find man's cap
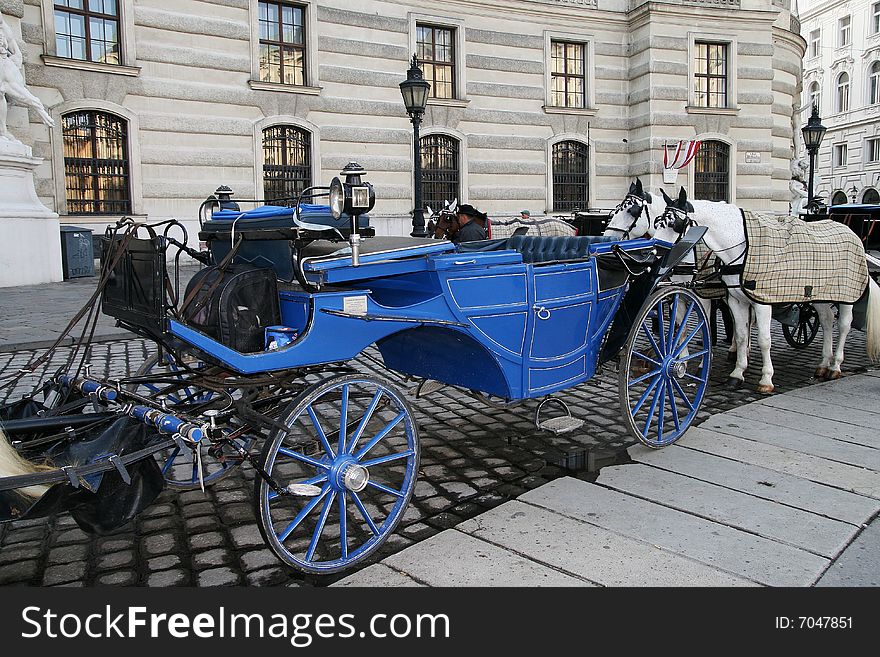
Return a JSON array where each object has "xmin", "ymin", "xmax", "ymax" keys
[
  {"xmin": 520, "ymin": 209, "xmax": 530, "ymax": 216},
  {"xmin": 457, "ymin": 204, "xmax": 488, "ymax": 221}
]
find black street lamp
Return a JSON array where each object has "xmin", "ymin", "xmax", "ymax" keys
[
  {"xmin": 801, "ymin": 104, "xmax": 827, "ymax": 207},
  {"xmin": 849, "ymin": 184, "xmax": 859, "ymax": 203},
  {"xmin": 400, "ymin": 54, "xmax": 431, "ymax": 237}
]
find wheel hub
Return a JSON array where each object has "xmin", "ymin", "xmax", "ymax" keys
[
  {"xmin": 664, "ymin": 357, "xmax": 687, "ymax": 379},
  {"xmin": 332, "ymin": 459, "xmax": 369, "ymax": 493}
]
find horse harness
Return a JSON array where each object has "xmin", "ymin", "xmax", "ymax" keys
[{"xmin": 655, "ymin": 203, "xmax": 746, "ymax": 290}]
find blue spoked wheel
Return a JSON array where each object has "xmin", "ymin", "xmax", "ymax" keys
[
  {"xmin": 130, "ymin": 351, "xmax": 253, "ymax": 489},
  {"xmin": 254, "ymin": 373, "xmax": 419, "ymax": 574},
  {"xmin": 619, "ymin": 286, "xmax": 712, "ymax": 448}
]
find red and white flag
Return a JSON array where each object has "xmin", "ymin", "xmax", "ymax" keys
[{"xmin": 663, "ymin": 140, "xmax": 701, "ymax": 183}]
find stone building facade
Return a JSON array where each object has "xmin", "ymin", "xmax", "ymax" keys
[
  {"xmin": 799, "ymin": 0, "xmax": 880, "ymax": 205},
  {"xmin": 3, "ymin": 0, "xmax": 804, "ymax": 241}
]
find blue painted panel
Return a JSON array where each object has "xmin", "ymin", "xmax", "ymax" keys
[
  {"xmin": 448, "ymin": 273, "xmax": 527, "ymax": 309},
  {"xmin": 534, "ymin": 267, "xmax": 592, "ymax": 301},
  {"xmin": 529, "ymin": 301, "xmax": 591, "ymax": 360},
  {"xmin": 279, "ymin": 293, "xmax": 310, "ymax": 332},
  {"xmin": 470, "ymin": 312, "xmax": 528, "ymax": 356},
  {"xmin": 528, "ymin": 355, "xmax": 587, "ymax": 394},
  {"xmin": 377, "ymin": 326, "xmax": 516, "ymax": 398}
]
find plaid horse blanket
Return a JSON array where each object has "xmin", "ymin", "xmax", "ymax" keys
[
  {"xmin": 490, "ymin": 217, "xmax": 576, "ymax": 239},
  {"xmin": 741, "ymin": 210, "xmax": 868, "ymax": 304}
]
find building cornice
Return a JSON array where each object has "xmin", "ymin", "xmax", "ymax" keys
[
  {"xmin": 628, "ymin": 1, "xmax": 781, "ymax": 30},
  {"xmin": 800, "ymin": 0, "xmax": 855, "ymax": 22}
]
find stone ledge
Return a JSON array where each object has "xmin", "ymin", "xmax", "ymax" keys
[
  {"xmin": 41, "ymin": 56, "xmax": 140, "ymax": 77},
  {"xmin": 247, "ymin": 80, "xmax": 322, "ymax": 95}
]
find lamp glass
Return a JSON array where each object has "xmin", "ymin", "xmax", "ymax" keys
[{"xmin": 802, "ymin": 107, "xmax": 827, "ymax": 151}]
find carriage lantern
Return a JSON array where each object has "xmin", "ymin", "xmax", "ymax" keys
[
  {"xmin": 329, "ymin": 162, "xmax": 375, "ymax": 266},
  {"xmin": 399, "ymin": 54, "xmax": 431, "ymax": 238},
  {"xmin": 801, "ymin": 105, "xmax": 827, "ymax": 207}
]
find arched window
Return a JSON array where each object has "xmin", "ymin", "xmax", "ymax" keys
[
  {"xmin": 831, "ymin": 190, "xmax": 849, "ymax": 205},
  {"xmin": 862, "ymin": 188, "xmax": 880, "ymax": 204},
  {"xmin": 808, "ymin": 81, "xmax": 821, "ymax": 113},
  {"xmin": 262, "ymin": 125, "xmax": 311, "ymax": 201},
  {"xmin": 61, "ymin": 110, "xmax": 130, "ymax": 215},
  {"xmin": 420, "ymin": 134, "xmax": 460, "ymax": 211},
  {"xmin": 837, "ymin": 72, "xmax": 850, "ymax": 112},
  {"xmin": 870, "ymin": 62, "xmax": 880, "ymax": 105},
  {"xmin": 693, "ymin": 140, "xmax": 730, "ymax": 203},
  {"xmin": 552, "ymin": 140, "xmax": 589, "ymax": 211}
]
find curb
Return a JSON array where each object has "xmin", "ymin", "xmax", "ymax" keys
[{"xmin": 0, "ymin": 330, "xmax": 136, "ymax": 354}]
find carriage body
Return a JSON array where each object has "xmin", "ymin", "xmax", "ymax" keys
[{"xmin": 166, "ymin": 234, "xmax": 658, "ymax": 401}]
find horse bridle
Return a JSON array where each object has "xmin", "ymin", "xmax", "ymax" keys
[
  {"xmin": 606, "ymin": 194, "xmax": 652, "ymax": 240},
  {"xmin": 655, "ymin": 205, "xmax": 694, "ymax": 244}
]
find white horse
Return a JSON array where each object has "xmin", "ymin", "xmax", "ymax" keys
[{"xmin": 653, "ymin": 186, "xmax": 880, "ymax": 393}]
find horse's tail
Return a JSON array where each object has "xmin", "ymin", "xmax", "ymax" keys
[
  {"xmin": 0, "ymin": 427, "xmax": 49, "ymax": 498},
  {"xmin": 866, "ymin": 277, "xmax": 880, "ymax": 362}
]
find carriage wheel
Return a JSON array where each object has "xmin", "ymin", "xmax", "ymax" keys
[
  {"xmin": 619, "ymin": 286, "xmax": 712, "ymax": 448},
  {"xmin": 254, "ymin": 373, "xmax": 419, "ymax": 574},
  {"xmin": 782, "ymin": 303, "xmax": 819, "ymax": 349},
  {"xmin": 130, "ymin": 351, "xmax": 253, "ymax": 490}
]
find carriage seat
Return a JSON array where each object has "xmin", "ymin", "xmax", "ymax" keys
[{"xmin": 506, "ymin": 234, "xmax": 617, "ymax": 264}]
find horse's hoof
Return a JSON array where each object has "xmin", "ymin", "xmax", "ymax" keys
[
  {"xmin": 756, "ymin": 384, "xmax": 775, "ymax": 395},
  {"xmin": 724, "ymin": 378, "xmax": 743, "ymax": 390},
  {"xmin": 814, "ymin": 367, "xmax": 828, "ymax": 379},
  {"xmin": 726, "ymin": 351, "xmax": 737, "ymax": 363},
  {"xmin": 826, "ymin": 370, "xmax": 842, "ymax": 381}
]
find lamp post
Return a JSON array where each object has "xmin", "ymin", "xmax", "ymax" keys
[
  {"xmin": 399, "ymin": 54, "xmax": 431, "ymax": 237},
  {"xmin": 801, "ymin": 105, "xmax": 827, "ymax": 207},
  {"xmin": 849, "ymin": 184, "xmax": 859, "ymax": 203}
]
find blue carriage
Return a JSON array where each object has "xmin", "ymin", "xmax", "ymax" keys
[{"xmin": 0, "ymin": 166, "xmax": 711, "ymax": 575}]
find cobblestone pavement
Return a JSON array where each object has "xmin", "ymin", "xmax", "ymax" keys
[{"xmin": 0, "ymin": 325, "xmax": 873, "ymax": 587}]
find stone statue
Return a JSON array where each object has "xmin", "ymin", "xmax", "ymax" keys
[
  {"xmin": 790, "ymin": 156, "xmax": 809, "ymax": 216},
  {"xmin": 0, "ymin": 10, "xmax": 54, "ymax": 141}
]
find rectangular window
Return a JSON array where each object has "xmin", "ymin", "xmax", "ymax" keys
[
  {"xmin": 416, "ymin": 24, "xmax": 455, "ymax": 99},
  {"xmin": 867, "ymin": 138, "xmax": 880, "ymax": 163},
  {"xmin": 839, "ymin": 16, "xmax": 851, "ymax": 47},
  {"xmin": 54, "ymin": 0, "xmax": 120, "ymax": 64},
  {"xmin": 550, "ymin": 41, "xmax": 586, "ymax": 108},
  {"xmin": 258, "ymin": 1, "xmax": 306, "ymax": 85},
  {"xmin": 834, "ymin": 143, "xmax": 848, "ymax": 167},
  {"xmin": 874, "ymin": 3, "xmax": 880, "ymax": 34},
  {"xmin": 809, "ymin": 29, "xmax": 821, "ymax": 58},
  {"xmin": 694, "ymin": 42, "xmax": 728, "ymax": 108}
]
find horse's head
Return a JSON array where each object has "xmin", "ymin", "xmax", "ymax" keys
[
  {"xmin": 654, "ymin": 186, "xmax": 696, "ymax": 243},
  {"xmin": 428, "ymin": 200, "xmax": 461, "ymax": 240},
  {"xmin": 604, "ymin": 178, "xmax": 653, "ymax": 240}
]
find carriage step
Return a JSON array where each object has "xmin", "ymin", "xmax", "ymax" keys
[
  {"xmin": 535, "ymin": 398, "xmax": 584, "ymax": 435},
  {"xmin": 538, "ymin": 415, "xmax": 585, "ymax": 435},
  {"xmin": 415, "ymin": 379, "xmax": 444, "ymax": 398}
]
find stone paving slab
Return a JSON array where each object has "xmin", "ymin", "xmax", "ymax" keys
[
  {"xmin": 723, "ymin": 404, "xmax": 878, "ymax": 448},
  {"xmin": 783, "ymin": 378, "xmax": 880, "ymax": 413},
  {"xmin": 519, "ymin": 477, "xmax": 829, "ymax": 586},
  {"xmin": 457, "ymin": 501, "xmax": 756, "ymax": 587},
  {"xmin": 331, "ymin": 564, "xmax": 424, "ymax": 588},
  {"xmin": 700, "ymin": 414, "xmax": 880, "ymax": 470},
  {"xmin": 682, "ymin": 427, "xmax": 880, "ymax": 499},
  {"xmin": 381, "ymin": 529, "xmax": 590, "ymax": 587},
  {"xmin": 816, "ymin": 521, "xmax": 880, "ymax": 587},
  {"xmin": 755, "ymin": 395, "xmax": 880, "ymax": 431},
  {"xmin": 628, "ymin": 445, "xmax": 880, "ymax": 526},
  {"xmin": 597, "ymin": 464, "xmax": 857, "ymax": 558}
]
